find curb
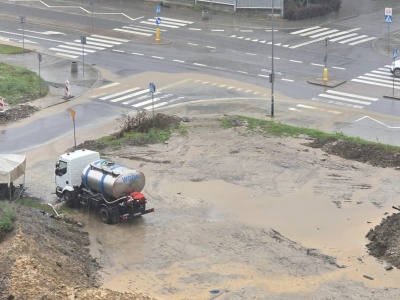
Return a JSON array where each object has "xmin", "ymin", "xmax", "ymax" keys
[
  {"xmin": 383, "ymin": 94, "xmax": 400, "ymax": 101},
  {"xmin": 307, "ymin": 78, "xmax": 347, "ymax": 88}
]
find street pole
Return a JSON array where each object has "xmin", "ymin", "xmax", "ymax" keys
[
  {"xmin": 20, "ymin": 16, "xmax": 26, "ymax": 55},
  {"xmin": 271, "ymin": 0, "xmax": 275, "ymax": 117},
  {"xmin": 91, "ymin": 3, "xmax": 94, "ymax": 31},
  {"xmin": 82, "ymin": 43, "xmax": 85, "ymax": 76},
  {"xmin": 81, "ymin": 36, "xmax": 86, "ymax": 77},
  {"xmin": 388, "ymin": 23, "xmax": 390, "ymax": 56},
  {"xmin": 152, "ymin": 93, "xmax": 154, "ymax": 118}
]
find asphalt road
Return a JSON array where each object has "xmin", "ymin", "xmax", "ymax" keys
[{"xmin": 2, "ymin": 0, "xmax": 400, "ymax": 151}]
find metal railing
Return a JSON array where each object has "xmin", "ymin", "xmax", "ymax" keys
[{"xmin": 195, "ymin": 0, "xmax": 284, "ymax": 16}]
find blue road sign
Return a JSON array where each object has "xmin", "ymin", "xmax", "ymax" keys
[
  {"xmin": 393, "ymin": 49, "xmax": 398, "ymax": 59},
  {"xmin": 149, "ymin": 83, "xmax": 156, "ymax": 93},
  {"xmin": 155, "ymin": 5, "xmax": 161, "ymax": 14},
  {"xmin": 385, "ymin": 15, "xmax": 392, "ymax": 23},
  {"xmin": 156, "ymin": 17, "xmax": 161, "ymax": 25}
]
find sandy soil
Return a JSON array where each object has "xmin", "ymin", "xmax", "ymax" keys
[{"xmin": 2, "ymin": 108, "xmax": 400, "ymax": 299}]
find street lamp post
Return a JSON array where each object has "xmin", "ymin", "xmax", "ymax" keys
[
  {"xmin": 20, "ymin": 16, "xmax": 26, "ymax": 55},
  {"xmin": 270, "ymin": 0, "xmax": 275, "ymax": 117}
]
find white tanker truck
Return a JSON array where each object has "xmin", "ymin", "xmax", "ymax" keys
[{"xmin": 55, "ymin": 149, "xmax": 154, "ymax": 224}]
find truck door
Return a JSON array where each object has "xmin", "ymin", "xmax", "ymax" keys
[{"xmin": 55, "ymin": 160, "xmax": 69, "ymax": 188}]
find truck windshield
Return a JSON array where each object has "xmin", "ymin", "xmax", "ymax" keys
[{"xmin": 56, "ymin": 160, "xmax": 68, "ymax": 176}]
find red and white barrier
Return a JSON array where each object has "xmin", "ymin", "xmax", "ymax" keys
[
  {"xmin": 65, "ymin": 80, "xmax": 70, "ymax": 99},
  {"xmin": 0, "ymin": 97, "xmax": 5, "ymax": 113}
]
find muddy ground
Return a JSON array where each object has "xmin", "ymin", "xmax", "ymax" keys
[{"xmin": 2, "ymin": 110, "xmax": 400, "ymax": 299}]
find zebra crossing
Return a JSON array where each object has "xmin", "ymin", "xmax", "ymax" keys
[
  {"xmin": 229, "ymin": 34, "xmax": 290, "ymax": 47},
  {"xmin": 311, "ymin": 90, "xmax": 379, "ymax": 109},
  {"xmin": 351, "ymin": 65, "xmax": 400, "ymax": 90},
  {"xmin": 112, "ymin": 17, "xmax": 192, "ymax": 36},
  {"xmin": 289, "ymin": 26, "xmax": 376, "ymax": 49},
  {"xmin": 113, "ymin": 25, "xmax": 166, "ymax": 36},
  {"xmin": 95, "ymin": 87, "xmax": 186, "ymax": 110},
  {"xmin": 140, "ymin": 17, "xmax": 193, "ymax": 29},
  {"xmin": 49, "ymin": 35, "xmax": 129, "ymax": 59}
]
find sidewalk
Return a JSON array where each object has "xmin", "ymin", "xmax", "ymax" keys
[{"xmin": 0, "ymin": 42, "xmax": 100, "ymax": 110}]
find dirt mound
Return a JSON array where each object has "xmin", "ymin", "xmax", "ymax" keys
[
  {"xmin": 366, "ymin": 212, "xmax": 400, "ymax": 269},
  {"xmin": 305, "ymin": 138, "xmax": 400, "ymax": 168},
  {"xmin": 0, "ymin": 105, "xmax": 39, "ymax": 125},
  {"xmin": 0, "ymin": 205, "xmax": 156, "ymax": 300}
]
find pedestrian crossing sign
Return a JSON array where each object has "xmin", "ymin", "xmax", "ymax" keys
[
  {"xmin": 385, "ymin": 15, "xmax": 392, "ymax": 23},
  {"xmin": 155, "ymin": 5, "xmax": 161, "ymax": 14}
]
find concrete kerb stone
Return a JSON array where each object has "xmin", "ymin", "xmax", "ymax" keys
[
  {"xmin": 307, "ymin": 77, "xmax": 346, "ymax": 88},
  {"xmin": 383, "ymin": 94, "xmax": 400, "ymax": 101},
  {"xmin": 0, "ymin": 40, "xmax": 101, "ymax": 110}
]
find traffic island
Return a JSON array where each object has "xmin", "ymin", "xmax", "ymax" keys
[
  {"xmin": 307, "ymin": 77, "xmax": 346, "ymax": 88},
  {"xmin": 383, "ymin": 94, "xmax": 400, "ymax": 101}
]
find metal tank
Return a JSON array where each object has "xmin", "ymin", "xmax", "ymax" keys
[{"xmin": 81, "ymin": 159, "xmax": 145, "ymax": 199}]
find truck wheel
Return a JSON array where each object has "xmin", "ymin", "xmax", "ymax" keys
[
  {"xmin": 99, "ymin": 206, "xmax": 113, "ymax": 224},
  {"xmin": 63, "ymin": 191, "xmax": 74, "ymax": 208}
]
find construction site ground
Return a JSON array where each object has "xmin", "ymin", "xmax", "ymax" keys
[{"xmin": 1, "ymin": 107, "xmax": 400, "ymax": 299}]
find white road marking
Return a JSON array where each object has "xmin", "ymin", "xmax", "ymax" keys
[
  {"xmin": 290, "ymin": 26, "xmax": 320, "ymax": 35},
  {"xmin": 281, "ymin": 78, "xmax": 294, "ymax": 82},
  {"xmin": 132, "ymin": 52, "xmax": 144, "ymax": 55},
  {"xmin": 57, "ymin": 45, "xmax": 96, "ymax": 53},
  {"xmin": 290, "ymin": 38, "xmax": 321, "ymax": 49},
  {"xmin": 189, "ymin": 28, "xmax": 201, "ymax": 31},
  {"xmin": 355, "ymin": 116, "xmax": 400, "ymax": 129},
  {"xmin": 348, "ymin": 36, "xmax": 376, "ymax": 45},
  {"xmin": 74, "ymin": 40, "xmax": 113, "ymax": 47},
  {"xmin": 65, "ymin": 42, "xmax": 104, "ymax": 50},
  {"xmin": 91, "ymin": 34, "xmax": 129, "ymax": 42},
  {"xmin": 290, "ymin": 60, "xmax": 303, "ymax": 63},
  {"xmin": 329, "ymin": 33, "xmax": 358, "ymax": 42},
  {"xmin": 116, "ymin": 90, "xmax": 151, "ymax": 103},
  {"xmin": 206, "ymin": 46, "xmax": 216, "ymax": 49},
  {"xmin": 332, "ymin": 66, "xmax": 346, "ymax": 70},
  {"xmin": 325, "ymin": 90, "xmax": 378, "ymax": 101},
  {"xmin": 301, "ymin": 28, "xmax": 330, "ymax": 36},
  {"xmin": 188, "ymin": 43, "xmax": 198, "ymax": 46},
  {"xmin": 97, "ymin": 82, "xmax": 120, "ymax": 90},
  {"xmin": 49, "ymin": 48, "xmax": 85, "ymax": 55},
  {"xmin": 99, "ymin": 88, "xmax": 141, "ymax": 100},
  {"xmin": 55, "ymin": 53, "xmax": 78, "ymax": 58},
  {"xmin": 151, "ymin": 56, "xmax": 164, "ymax": 59},
  {"xmin": 112, "ymin": 49, "xmax": 124, "ymax": 53},
  {"xmin": 113, "ymin": 28, "xmax": 152, "ymax": 36},
  {"xmin": 193, "ymin": 63, "xmax": 206, "ymax": 67},
  {"xmin": 173, "ymin": 59, "xmax": 185, "ymax": 63},
  {"xmin": 339, "ymin": 34, "xmax": 368, "ymax": 44},
  {"xmin": 351, "ymin": 79, "xmax": 398, "ymax": 88},
  {"xmin": 311, "ymin": 63, "xmax": 324, "ymax": 67},
  {"xmin": 297, "ymin": 104, "xmax": 341, "ymax": 114},
  {"xmin": 316, "ymin": 94, "xmax": 369, "ymax": 105},
  {"xmin": 141, "ymin": 21, "xmax": 178, "ymax": 28},
  {"xmin": 211, "ymin": 29, "xmax": 224, "ymax": 32},
  {"xmin": 310, "ymin": 29, "xmax": 339, "ymax": 38}
]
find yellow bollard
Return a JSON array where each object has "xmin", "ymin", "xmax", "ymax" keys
[
  {"xmin": 156, "ymin": 27, "xmax": 160, "ymax": 41},
  {"xmin": 323, "ymin": 67, "xmax": 328, "ymax": 81}
]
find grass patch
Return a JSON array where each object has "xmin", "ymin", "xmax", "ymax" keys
[
  {"xmin": 222, "ymin": 115, "xmax": 400, "ymax": 152},
  {"xmin": 0, "ymin": 62, "xmax": 48, "ymax": 105},
  {"xmin": 0, "ymin": 44, "xmax": 31, "ymax": 55},
  {"xmin": 15, "ymin": 198, "xmax": 54, "ymax": 214},
  {"xmin": 99, "ymin": 128, "xmax": 173, "ymax": 148},
  {"xmin": 0, "ymin": 201, "xmax": 16, "ymax": 232},
  {"xmin": 178, "ymin": 125, "xmax": 189, "ymax": 136}
]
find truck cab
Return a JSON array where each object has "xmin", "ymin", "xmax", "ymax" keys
[{"xmin": 55, "ymin": 149, "xmax": 100, "ymax": 204}]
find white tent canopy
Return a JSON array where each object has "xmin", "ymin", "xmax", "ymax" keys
[{"xmin": 0, "ymin": 154, "xmax": 26, "ymax": 186}]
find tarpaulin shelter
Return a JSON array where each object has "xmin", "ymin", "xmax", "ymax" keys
[{"xmin": 0, "ymin": 154, "xmax": 26, "ymax": 200}]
